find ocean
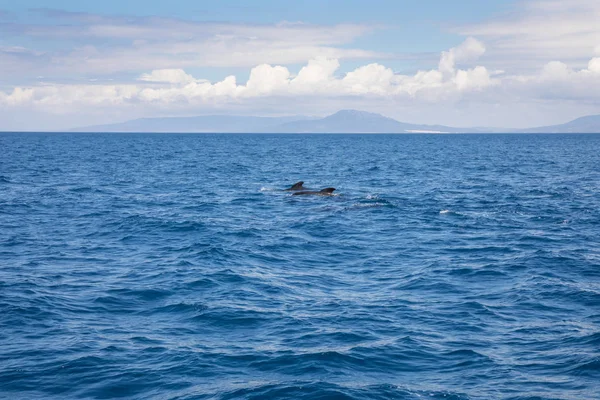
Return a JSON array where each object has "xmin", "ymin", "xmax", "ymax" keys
[{"xmin": 1, "ymin": 132, "xmax": 599, "ymax": 399}]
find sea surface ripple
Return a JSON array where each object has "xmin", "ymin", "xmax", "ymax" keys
[{"xmin": 1, "ymin": 133, "xmax": 599, "ymax": 399}]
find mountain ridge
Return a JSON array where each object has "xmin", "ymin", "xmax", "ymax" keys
[
  {"xmin": 520, "ymin": 115, "xmax": 600, "ymax": 133},
  {"xmin": 71, "ymin": 115, "xmax": 317, "ymax": 133},
  {"xmin": 70, "ymin": 110, "xmax": 600, "ymax": 134}
]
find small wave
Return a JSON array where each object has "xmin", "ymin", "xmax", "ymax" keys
[
  {"xmin": 348, "ymin": 195, "xmax": 395, "ymax": 210},
  {"xmin": 249, "ymin": 350, "xmax": 365, "ymax": 373},
  {"xmin": 190, "ymin": 308, "xmax": 276, "ymax": 327},
  {"xmin": 578, "ymin": 332, "xmax": 600, "ymax": 346},
  {"xmin": 439, "ymin": 209, "xmax": 467, "ymax": 217},
  {"xmin": 349, "ymin": 202, "xmax": 394, "ymax": 210},
  {"xmin": 150, "ymin": 302, "xmax": 208, "ymax": 315},
  {"xmin": 570, "ymin": 358, "xmax": 600, "ymax": 376},
  {"xmin": 215, "ymin": 381, "xmax": 469, "ymax": 400},
  {"xmin": 108, "ymin": 288, "xmax": 172, "ymax": 301},
  {"xmin": 449, "ymin": 267, "xmax": 509, "ymax": 279},
  {"xmin": 442, "ymin": 349, "xmax": 494, "ymax": 369},
  {"xmin": 68, "ymin": 186, "xmax": 98, "ymax": 193},
  {"xmin": 185, "ymin": 278, "xmax": 218, "ymax": 289}
]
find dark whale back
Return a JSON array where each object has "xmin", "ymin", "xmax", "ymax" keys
[
  {"xmin": 319, "ymin": 188, "xmax": 336, "ymax": 194},
  {"xmin": 292, "ymin": 187, "xmax": 336, "ymax": 196},
  {"xmin": 285, "ymin": 181, "xmax": 306, "ymax": 191}
]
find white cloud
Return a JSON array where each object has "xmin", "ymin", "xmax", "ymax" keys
[
  {"xmin": 0, "ymin": 38, "xmax": 496, "ymax": 110},
  {"xmin": 0, "ymin": 87, "xmax": 35, "ymax": 106},
  {"xmin": 439, "ymin": 37, "xmax": 486, "ymax": 75},
  {"xmin": 289, "ymin": 57, "xmax": 340, "ymax": 93},
  {"xmin": 342, "ymin": 63, "xmax": 395, "ymax": 95},
  {"xmin": 454, "ymin": 66, "xmax": 495, "ymax": 91},
  {"xmin": 588, "ymin": 57, "xmax": 600, "ymax": 73},
  {"xmin": 138, "ymin": 69, "xmax": 197, "ymax": 84},
  {"xmin": 245, "ymin": 64, "xmax": 290, "ymax": 95},
  {"xmin": 509, "ymin": 56, "xmax": 600, "ymax": 101},
  {"xmin": 527, "ymin": 58, "xmax": 600, "ymax": 82}
]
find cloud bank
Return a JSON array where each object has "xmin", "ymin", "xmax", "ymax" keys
[
  {"xmin": 3, "ymin": 36, "xmax": 600, "ymax": 108},
  {"xmin": 0, "ymin": 38, "xmax": 496, "ymax": 109}
]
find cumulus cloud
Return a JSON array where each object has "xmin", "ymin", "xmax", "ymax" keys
[
  {"xmin": 508, "ymin": 56, "xmax": 600, "ymax": 101},
  {"xmin": 0, "ymin": 39, "xmax": 497, "ymax": 110},
  {"xmin": 532, "ymin": 58, "xmax": 600, "ymax": 82},
  {"xmin": 342, "ymin": 63, "xmax": 395, "ymax": 95},
  {"xmin": 439, "ymin": 37, "xmax": 486, "ymax": 75},
  {"xmin": 292, "ymin": 57, "xmax": 340, "ymax": 87},
  {"xmin": 454, "ymin": 66, "xmax": 495, "ymax": 91},
  {"xmin": 588, "ymin": 57, "xmax": 600, "ymax": 73},
  {"xmin": 245, "ymin": 64, "xmax": 290, "ymax": 94}
]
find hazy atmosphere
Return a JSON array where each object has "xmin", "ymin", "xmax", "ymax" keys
[{"xmin": 1, "ymin": 0, "xmax": 600, "ymax": 131}]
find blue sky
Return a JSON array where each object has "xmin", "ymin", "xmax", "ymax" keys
[
  {"xmin": 2, "ymin": 0, "xmax": 513, "ymax": 24},
  {"xmin": 1, "ymin": 0, "xmax": 600, "ymax": 130}
]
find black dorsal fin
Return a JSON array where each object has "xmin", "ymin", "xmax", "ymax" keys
[
  {"xmin": 290, "ymin": 181, "xmax": 305, "ymax": 190},
  {"xmin": 320, "ymin": 188, "xmax": 336, "ymax": 193}
]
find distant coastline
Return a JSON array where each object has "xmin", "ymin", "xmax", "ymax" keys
[
  {"xmin": 2, "ymin": 110, "xmax": 599, "ymax": 134},
  {"xmin": 67, "ymin": 110, "xmax": 600, "ymax": 134}
]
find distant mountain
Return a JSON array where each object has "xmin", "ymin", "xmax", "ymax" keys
[
  {"xmin": 521, "ymin": 115, "xmax": 600, "ymax": 133},
  {"xmin": 269, "ymin": 110, "xmax": 412, "ymax": 133},
  {"xmin": 71, "ymin": 110, "xmax": 600, "ymax": 134},
  {"xmin": 71, "ymin": 115, "xmax": 316, "ymax": 133},
  {"xmin": 267, "ymin": 110, "xmax": 479, "ymax": 133},
  {"xmin": 74, "ymin": 110, "xmax": 480, "ymax": 133}
]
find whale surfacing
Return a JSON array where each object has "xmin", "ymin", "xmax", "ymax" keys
[
  {"xmin": 292, "ymin": 188, "xmax": 336, "ymax": 196},
  {"xmin": 284, "ymin": 181, "xmax": 306, "ymax": 191}
]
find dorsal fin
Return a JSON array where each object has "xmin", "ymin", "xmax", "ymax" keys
[
  {"xmin": 320, "ymin": 188, "xmax": 336, "ymax": 193},
  {"xmin": 290, "ymin": 181, "xmax": 304, "ymax": 190}
]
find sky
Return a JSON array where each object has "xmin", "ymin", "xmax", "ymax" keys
[{"xmin": 1, "ymin": 0, "xmax": 600, "ymax": 131}]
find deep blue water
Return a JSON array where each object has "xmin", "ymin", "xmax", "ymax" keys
[{"xmin": 1, "ymin": 133, "xmax": 599, "ymax": 400}]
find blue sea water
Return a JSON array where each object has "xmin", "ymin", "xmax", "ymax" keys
[{"xmin": 1, "ymin": 132, "xmax": 599, "ymax": 400}]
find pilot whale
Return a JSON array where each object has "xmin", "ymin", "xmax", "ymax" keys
[
  {"xmin": 284, "ymin": 181, "xmax": 307, "ymax": 191},
  {"xmin": 292, "ymin": 188, "xmax": 336, "ymax": 196}
]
